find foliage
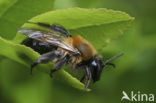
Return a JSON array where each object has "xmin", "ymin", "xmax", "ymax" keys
[
  {"xmin": 0, "ymin": 6, "xmax": 133, "ymax": 91},
  {"xmin": 0, "ymin": 0, "xmax": 54, "ymax": 39},
  {"xmin": 0, "ymin": 0, "xmax": 155, "ymax": 103}
]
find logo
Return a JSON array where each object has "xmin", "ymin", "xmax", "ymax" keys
[{"xmin": 121, "ymin": 91, "xmax": 155, "ymax": 102}]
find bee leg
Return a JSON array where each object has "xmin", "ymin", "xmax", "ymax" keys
[
  {"xmin": 31, "ymin": 50, "xmax": 64, "ymax": 74},
  {"xmin": 50, "ymin": 55, "xmax": 70, "ymax": 77},
  {"xmin": 106, "ymin": 62, "xmax": 116, "ymax": 68},
  {"xmin": 84, "ymin": 66, "xmax": 91, "ymax": 90},
  {"xmin": 27, "ymin": 21, "xmax": 72, "ymax": 37}
]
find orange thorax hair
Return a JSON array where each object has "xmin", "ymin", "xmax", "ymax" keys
[{"xmin": 68, "ymin": 35, "xmax": 96, "ymax": 61}]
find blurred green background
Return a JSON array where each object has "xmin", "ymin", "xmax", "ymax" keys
[{"xmin": 0, "ymin": 0, "xmax": 156, "ymax": 103}]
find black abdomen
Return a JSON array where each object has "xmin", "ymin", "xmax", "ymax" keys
[{"xmin": 22, "ymin": 38, "xmax": 57, "ymax": 54}]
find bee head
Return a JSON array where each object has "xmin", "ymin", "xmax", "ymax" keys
[
  {"xmin": 90, "ymin": 53, "xmax": 124, "ymax": 83},
  {"xmin": 90, "ymin": 56, "xmax": 104, "ymax": 83}
]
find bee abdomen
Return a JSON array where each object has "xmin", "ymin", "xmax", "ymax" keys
[{"xmin": 22, "ymin": 38, "xmax": 57, "ymax": 54}]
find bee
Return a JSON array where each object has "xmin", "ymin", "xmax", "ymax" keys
[{"xmin": 19, "ymin": 22, "xmax": 124, "ymax": 90}]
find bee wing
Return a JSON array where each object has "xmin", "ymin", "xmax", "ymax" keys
[{"xmin": 18, "ymin": 28, "xmax": 80, "ymax": 54}]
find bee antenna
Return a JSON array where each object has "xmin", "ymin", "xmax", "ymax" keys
[{"xmin": 103, "ymin": 52, "xmax": 125, "ymax": 65}]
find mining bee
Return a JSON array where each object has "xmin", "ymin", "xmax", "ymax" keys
[{"xmin": 18, "ymin": 22, "xmax": 124, "ymax": 90}]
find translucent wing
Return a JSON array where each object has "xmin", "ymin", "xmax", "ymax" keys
[{"xmin": 18, "ymin": 28, "xmax": 80, "ymax": 54}]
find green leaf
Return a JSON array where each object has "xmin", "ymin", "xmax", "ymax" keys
[
  {"xmin": 12, "ymin": 8, "xmax": 133, "ymax": 91},
  {"xmin": 0, "ymin": 37, "xmax": 89, "ymax": 91},
  {"xmin": 14, "ymin": 8, "xmax": 134, "ymax": 50},
  {"xmin": 0, "ymin": 0, "xmax": 54, "ymax": 40},
  {"xmin": 12, "ymin": 8, "xmax": 133, "ymax": 89}
]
